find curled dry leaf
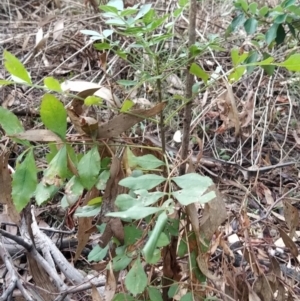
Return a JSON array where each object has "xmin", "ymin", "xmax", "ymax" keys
[
  {"xmin": 239, "ymin": 89, "xmax": 254, "ymax": 127},
  {"xmin": 283, "ymin": 200, "xmax": 299, "ymax": 239},
  {"xmin": 75, "ymin": 188, "xmax": 98, "ymax": 261},
  {"xmin": 0, "ymin": 153, "xmax": 20, "ymax": 225},
  {"xmin": 53, "ymin": 19, "xmax": 64, "ymax": 41},
  {"xmin": 97, "ymin": 102, "xmax": 166, "ymax": 139},
  {"xmin": 62, "ymin": 81, "xmax": 121, "ymax": 108},
  {"xmin": 10, "ymin": 129, "xmax": 62, "ymax": 143},
  {"xmin": 278, "ymin": 227, "xmax": 299, "ymax": 258}
]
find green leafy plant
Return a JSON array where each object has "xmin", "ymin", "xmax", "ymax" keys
[{"xmin": 2, "ymin": 0, "xmax": 300, "ymax": 300}]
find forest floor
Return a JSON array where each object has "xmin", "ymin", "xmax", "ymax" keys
[{"xmin": 1, "ymin": 0, "xmax": 300, "ymax": 300}]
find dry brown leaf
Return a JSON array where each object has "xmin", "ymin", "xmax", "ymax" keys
[
  {"xmin": 283, "ymin": 200, "xmax": 299, "ymax": 239},
  {"xmin": 75, "ymin": 187, "xmax": 99, "ymax": 261},
  {"xmin": 292, "ymin": 130, "xmax": 300, "ymax": 145},
  {"xmin": 2, "ymin": 91, "xmax": 16, "ymax": 108},
  {"xmin": 199, "ymin": 184, "xmax": 227, "ymax": 241},
  {"xmin": 278, "ymin": 227, "xmax": 299, "ymax": 258},
  {"xmin": 248, "ymin": 284, "xmax": 262, "ymax": 301},
  {"xmin": 53, "ymin": 19, "xmax": 64, "ymax": 41},
  {"xmin": 81, "ymin": 116, "xmax": 99, "ymax": 137},
  {"xmin": 239, "ymin": 90, "xmax": 255, "ymax": 127},
  {"xmin": 221, "ymin": 82, "xmax": 240, "ymax": 136},
  {"xmin": 62, "ymin": 81, "xmax": 101, "ymax": 93},
  {"xmin": 196, "ymin": 254, "xmax": 219, "ymax": 281},
  {"xmin": 244, "ymin": 248, "xmax": 262, "ymax": 276},
  {"xmin": 10, "ymin": 129, "xmax": 62, "ymax": 143},
  {"xmin": 0, "ymin": 153, "xmax": 20, "ymax": 225},
  {"xmin": 99, "ymin": 52, "xmax": 107, "ymax": 71},
  {"xmin": 92, "ymin": 284, "xmax": 104, "ymax": 301},
  {"xmin": 97, "ymin": 102, "xmax": 166, "ymax": 139},
  {"xmin": 105, "ymin": 262, "xmax": 117, "ymax": 301},
  {"xmin": 252, "ymin": 275, "xmax": 273, "ymax": 301}
]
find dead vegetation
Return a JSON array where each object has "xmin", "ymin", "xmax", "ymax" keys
[{"xmin": 1, "ymin": 0, "xmax": 300, "ymax": 300}]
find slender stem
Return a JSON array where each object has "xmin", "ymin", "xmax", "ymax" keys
[
  {"xmin": 155, "ymin": 57, "xmax": 166, "ymax": 154},
  {"xmin": 179, "ymin": 0, "xmax": 197, "ymax": 176}
]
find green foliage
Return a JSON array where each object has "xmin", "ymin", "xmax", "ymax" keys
[
  {"xmin": 3, "ymin": 50, "xmax": 31, "ymax": 84},
  {"xmin": 77, "ymin": 146, "xmax": 101, "ymax": 190},
  {"xmin": 125, "ymin": 257, "xmax": 148, "ymax": 296},
  {"xmin": 0, "ymin": 107, "xmax": 24, "ymax": 135},
  {"xmin": 12, "ymin": 149, "xmax": 37, "ymax": 211},
  {"xmin": 44, "ymin": 77, "xmax": 62, "ymax": 92},
  {"xmin": 40, "ymin": 94, "xmax": 67, "ymax": 140},
  {"xmin": 3, "ymin": 0, "xmax": 300, "ymax": 299}
]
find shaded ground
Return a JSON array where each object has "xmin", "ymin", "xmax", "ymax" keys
[{"xmin": 1, "ymin": 0, "xmax": 300, "ymax": 300}]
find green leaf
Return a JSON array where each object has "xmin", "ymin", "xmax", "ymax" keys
[
  {"xmin": 115, "ymin": 191, "xmax": 165, "ymax": 211},
  {"xmin": 147, "ymin": 248, "xmax": 161, "ymax": 264},
  {"xmin": 229, "ymin": 66, "xmax": 246, "ymax": 82},
  {"xmin": 148, "ymin": 287, "xmax": 163, "ymax": 301},
  {"xmin": 3, "ymin": 50, "xmax": 31, "ymax": 84},
  {"xmin": 168, "ymin": 284, "xmax": 179, "ymax": 298},
  {"xmin": 172, "ymin": 173, "xmax": 213, "ymax": 189},
  {"xmin": 178, "ymin": 239, "xmax": 187, "ymax": 257},
  {"xmin": 230, "ymin": 49, "xmax": 248, "ymax": 66},
  {"xmin": 189, "ymin": 63, "xmax": 209, "ymax": 83},
  {"xmin": 259, "ymin": 6, "xmax": 269, "ymax": 17},
  {"xmin": 288, "ymin": 5, "xmax": 300, "ymax": 16},
  {"xmin": 120, "ymin": 8, "xmax": 138, "ymax": 17},
  {"xmin": 245, "ymin": 51, "xmax": 258, "ymax": 73},
  {"xmin": 94, "ymin": 42, "xmax": 111, "ymax": 50},
  {"xmin": 74, "ymin": 204, "xmax": 101, "ymax": 217},
  {"xmin": 125, "ymin": 258, "xmax": 147, "ymax": 296},
  {"xmin": 282, "ymin": 0, "xmax": 295, "ymax": 8},
  {"xmin": 12, "ymin": 150, "xmax": 37, "ymax": 212},
  {"xmin": 244, "ymin": 18, "xmax": 258, "ymax": 34},
  {"xmin": 274, "ymin": 13, "xmax": 287, "ymax": 24},
  {"xmin": 112, "ymin": 254, "xmax": 133, "ymax": 271},
  {"xmin": 99, "ymin": 5, "xmax": 119, "ymax": 14},
  {"xmin": 64, "ymin": 176, "xmax": 84, "ymax": 206},
  {"xmin": 172, "ymin": 189, "xmax": 215, "ymax": 206},
  {"xmin": 88, "ymin": 244, "xmax": 109, "ymax": 262},
  {"xmin": 43, "ymin": 145, "xmax": 68, "ymax": 185},
  {"xmin": 231, "ymin": 13, "xmax": 246, "ymax": 30},
  {"xmin": 35, "ymin": 183, "xmax": 59, "ymax": 205},
  {"xmin": 117, "ymin": 80, "xmax": 137, "ymax": 87},
  {"xmin": 106, "ymin": 206, "xmax": 163, "ymax": 219},
  {"xmin": 135, "ymin": 3, "xmax": 152, "ymax": 20},
  {"xmin": 231, "ymin": 48, "xmax": 239, "ymax": 66},
  {"xmin": 96, "ymin": 170, "xmax": 110, "ymax": 190},
  {"xmin": 238, "ymin": 0, "xmax": 248, "ymax": 11},
  {"xmin": 87, "ymin": 197, "xmax": 102, "ymax": 206},
  {"xmin": 0, "ymin": 107, "xmax": 24, "ymax": 135},
  {"xmin": 279, "ymin": 54, "xmax": 300, "ymax": 71},
  {"xmin": 0, "ymin": 79, "xmax": 14, "ymax": 86},
  {"xmin": 124, "ymin": 225, "xmax": 143, "ymax": 245},
  {"xmin": 119, "ymin": 174, "xmax": 165, "ymax": 190},
  {"xmin": 156, "ymin": 232, "xmax": 170, "ymax": 247},
  {"xmin": 84, "ymin": 95, "xmax": 103, "ymax": 106},
  {"xmin": 275, "ymin": 24, "xmax": 286, "ymax": 44},
  {"xmin": 265, "ymin": 23, "xmax": 279, "ymax": 45},
  {"xmin": 180, "ymin": 292, "xmax": 193, "ymax": 301},
  {"xmin": 248, "ymin": 2, "xmax": 258, "ymax": 14},
  {"xmin": 143, "ymin": 212, "xmax": 168, "ymax": 263},
  {"xmin": 112, "ymin": 293, "xmax": 135, "ymax": 301},
  {"xmin": 78, "ymin": 146, "xmax": 100, "ymax": 190},
  {"xmin": 40, "ymin": 94, "xmax": 67, "ymax": 140},
  {"xmin": 120, "ymin": 99, "xmax": 134, "ymax": 112},
  {"xmin": 127, "ymin": 148, "xmax": 165, "ymax": 170},
  {"xmin": 44, "ymin": 77, "xmax": 62, "ymax": 92}
]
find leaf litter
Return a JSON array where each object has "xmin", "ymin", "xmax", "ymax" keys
[{"xmin": 1, "ymin": 0, "xmax": 300, "ymax": 300}]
